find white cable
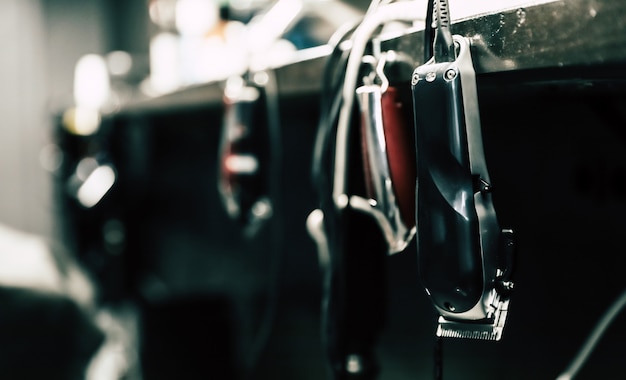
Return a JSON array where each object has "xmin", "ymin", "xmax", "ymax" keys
[
  {"xmin": 556, "ymin": 288, "xmax": 626, "ymax": 380},
  {"xmin": 332, "ymin": 1, "xmax": 425, "ymax": 206}
]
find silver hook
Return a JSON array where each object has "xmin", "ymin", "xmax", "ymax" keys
[
  {"xmin": 360, "ymin": 54, "xmax": 389, "ymax": 93},
  {"xmin": 375, "ymin": 52, "xmax": 389, "ymax": 93}
]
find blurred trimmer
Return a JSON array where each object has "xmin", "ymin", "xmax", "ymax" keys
[
  {"xmin": 411, "ymin": 0, "xmax": 515, "ymax": 341},
  {"xmin": 218, "ymin": 74, "xmax": 276, "ymax": 238},
  {"xmin": 217, "ymin": 71, "xmax": 283, "ymax": 379}
]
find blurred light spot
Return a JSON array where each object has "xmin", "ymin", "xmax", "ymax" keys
[
  {"xmin": 106, "ymin": 50, "xmax": 133, "ymax": 77},
  {"xmin": 251, "ymin": 198, "xmax": 272, "ymax": 219},
  {"xmin": 62, "ymin": 107, "xmax": 101, "ymax": 136},
  {"xmin": 103, "ymin": 219, "xmax": 126, "ymax": 255},
  {"xmin": 346, "ymin": 355, "xmax": 363, "ymax": 374},
  {"xmin": 149, "ymin": 32, "xmax": 181, "ymax": 94},
  {"xmin": 39, "ymin": 143, "xmax": 64, "ymax": 173},
  {"xmin": 247, "ymin": 0, "xmax": 303, "ymax": 54},
  {"xmin": 149, "ymin": 0, "xmax": 178, "ymax": 28},
  {"xmin": 77, "ymin": 165, "xmax": 116, "ymax": 208},
  {"xmin": 224, "ymin": 75, "xmax": 244, "ymax": 99},
  {"xmin": 74, "ymin": 54, "xmax": 110, "ymax": 109},
  {"xmin": 306, "ymin": 209, "xmax": 329, "ymax": 268},
  {"xmin": 176, "ymin": 0, "xmax": 218, "ymax": 37},
  {"xmin": 0, "ymin": 225, "xmax": 62, "ymax": 292},
  {"xmin": 224, "ymin": 154, "xmax": 259, "ymax": 174},
  {"xmin": 224, "ymin": 76, "xmax": 260, "ymax": 102},
  {"xmin": 253, "ymin": 71, "xmax": 269, "ymax": 86},
  {"xmin": 77, "ymin": 157, "xmax": 99, "ymax": 181}
]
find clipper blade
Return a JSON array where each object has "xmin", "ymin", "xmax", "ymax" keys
[{"xmin": 436, "ymin": 298, "xmax": 510, "ymax": 341}]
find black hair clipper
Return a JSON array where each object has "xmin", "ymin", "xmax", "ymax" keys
[{"xmin": 411, "ymin": 0, "xmax": 514, "ymax": 341}]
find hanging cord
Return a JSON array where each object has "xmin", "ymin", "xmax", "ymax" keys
[
  {"xmin": 434, "ymin": 336, "xmax": 443, "ymax": 380},
  {"xmin": 423, "ymin": 0, "xmax": 434, "ymax": 62},
  {"xmin": 312, "ymin": 0, "xmax": 393, "ymax": 194},
  {"xmin": 311, "ymin": 19, "xmax": 358, "ymax": 195},
  {"xmin": 320, "ymin": 0, "xmax": 390, "ymax": 120},
  {"xmin": 431, "ymin": 0, "xmax": 454, "ymax": 62},
  {"xmin": 556, "ymin": 288, "xmax": 626, "ymax": 380}
]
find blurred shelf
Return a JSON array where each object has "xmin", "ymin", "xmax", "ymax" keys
[
  {"xmin": 384, "ymin": 0, "xmax": 626, "ymax": 76},
  {"xmin": 112, "ymin": 0, "xmax": 626, "ymax": 117}
]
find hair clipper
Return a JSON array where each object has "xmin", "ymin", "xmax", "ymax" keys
[{"xmin": 411, "ymin": 3, "xmax": 515, "ymax": 341}]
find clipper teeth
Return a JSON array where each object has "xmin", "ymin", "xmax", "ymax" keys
[
  {"xmin": 436, "ymin": 299, "xmax": 510, "ymax": 341},
  {"xmin": 436, "ymin": 324, "xmax": 501, "ymax": 340}
]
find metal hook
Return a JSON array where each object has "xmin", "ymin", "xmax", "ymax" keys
[
  {"xmin": 360, "ymin": 54, "xmax": 389, "ymax": 93},
  {"xmin": 375, "ymin": 52, "xmax": 389, "ymax": 93}
]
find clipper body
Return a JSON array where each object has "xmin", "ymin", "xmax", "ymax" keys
[
  {"xmin": 411, "ymin": 36, "xmax": 513, "ymax": 340},
  {"xmin": 354, "ymin": 82, "xmax": 416, "ymax": 254}
]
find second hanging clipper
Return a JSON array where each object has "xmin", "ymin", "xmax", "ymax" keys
[
  {"xmin": 352, "ymin": 53, "xmax": 417, "ymax": 254},
  {"xmin": 411, "ymin": 0, "xmax": 515, "ymax": 341}
]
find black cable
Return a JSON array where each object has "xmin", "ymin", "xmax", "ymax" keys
[
  {"xmin": 434, "ymin": 336, "xmax": 443, "ymax": 380},
  {"xmin": 311, "ymin": 0, "xmax": 391, "ymax": 193},
  {"xmin": 556, "ymin": 288, "xmax": 626, "ymax": 380},
  {"xmin": 311, "ymin": 20, "xmax": 360, "ymax": 197},
  {"xmin": 319, "ymin": 22, "xmax": 358, "ymax": 119},
  {"xmin": 432, "ymin": 0, "xmax": 455, "ymax": 63},
  {"xmin": 424, "ymin": 0, "xmax": 434, "ymax": 62}
]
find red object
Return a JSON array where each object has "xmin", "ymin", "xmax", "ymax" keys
[{"xmin": 382, "ymin": 86, "xmax": 416, "ymax": 228}]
